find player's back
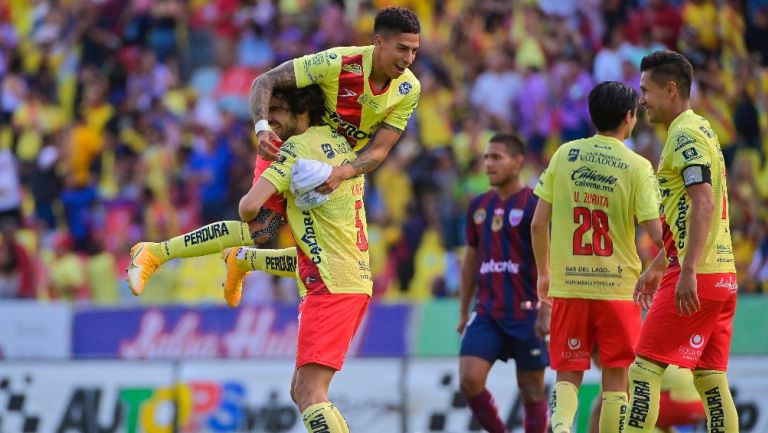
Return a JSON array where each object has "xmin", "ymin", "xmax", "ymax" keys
[
  {"xmin": 534, "ymin": 135, "xmax": 659, "ymax": 300},
  {"xmin": 293, "ymin": 46, "xmax": 421, "ymax": 151},
  {"xmin": 262, "ymin": 125, "xmax": 372, "ymax": 297},
  {"xmin": 657, "ymin": 109, "xmax": 735, "ymax": 275}
]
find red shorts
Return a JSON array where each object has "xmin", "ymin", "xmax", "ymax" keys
[
  {"xmin": 656, "ymin": 391, "xmax": 705, "ymax": 427},
  {"xmin": 296, "ymin": 293, "xmax": 370, "ymax": 371},
  {"xmin": 253, "ymin": 155, "xmax": 286, "ymax": 218},
  {"xmin": 635, "ymin": 266, "xmax": 737, "ymax": 370},
  {"xmin": 550, "ymin": 298, "xmax": 641, "ymax": 371}
]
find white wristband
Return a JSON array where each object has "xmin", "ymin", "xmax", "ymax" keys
[{"xmin": 254, "ymin": 119, "xmax": 271, "ymax": 134}]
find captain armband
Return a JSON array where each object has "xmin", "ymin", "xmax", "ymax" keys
[{"xmin": 681, "ymin": 164, "xmax": 711, "ymax": 187}]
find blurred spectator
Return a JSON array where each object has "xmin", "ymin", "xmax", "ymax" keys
[
  {"xmin": 0, "ymin": 218, "xmax": 34, "ymax": 299},
  {"xmin": 470, "ymin": 50, "xmax": 521, "ymax": 132},
  {"xmin": 746, "ymin": 6, "xmax": 768, "ymax": 66}
]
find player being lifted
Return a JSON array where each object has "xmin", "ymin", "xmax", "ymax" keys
[
  {"xmin": 623, "ymin": 50, "xmax": 739, "ymax": 433},
  {"xmin": 128, "ymin": 7, "xmax": 421, "ymax": 301},
  {"xmin": 458, "ymin": 134, "xmax": 550, "ymax": 433},
  {"xmin": 531, "ymin": 81, "xmax": 663, "ymax": 433}
]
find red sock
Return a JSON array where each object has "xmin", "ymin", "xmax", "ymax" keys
[
  {"xmin": 524, "ymin": 400, "xmax": 549, "ymax": 433},
  {"xmin": 467, "ymin": 389, "xmax": 507, "ymax": 433}
]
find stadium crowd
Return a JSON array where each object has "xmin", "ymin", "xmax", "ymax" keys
[{"xmin": 1, "ymin": 0, "xmax": 768, "ymax": 304}]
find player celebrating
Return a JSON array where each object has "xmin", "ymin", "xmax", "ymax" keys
[
  {"xmin": 623, "ymin": 50, "xmax": 739, "ymax": 433},
  {"xmin": 239, "ymin": 89, "xmax": 371, "ymax": 433},
  {"xmin": 128, "ymin": 7, "xmax": 421, "ymax": 299},
  {"xmin": 458, "ymin": 134, "xmax": 549, "ymax": 433},
  {"xmin": 531, "ymin": 81, "xmax": 664, "ymax": 433}
]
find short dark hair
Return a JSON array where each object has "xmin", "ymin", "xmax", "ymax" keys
[
  {"xmin": 272, "ymin": 85, "xmax": 325, "ymax": 126},
  {"xmin": 640, "ymin": 50, "xmax": 693, "ymax": 98},
  {"xmin": 588, "ymin": 81, "xmax": 638, "ymax": 132},
  {"xmin": 489, "ymin": 133, "xmax": 526, "ymax": 156},
  {"xmin": 374, "ymin": 7, "xmax": 420, "ymax": 35}
]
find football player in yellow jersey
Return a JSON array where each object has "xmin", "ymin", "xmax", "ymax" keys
[
  {"xmin": 246, "ymin": 6, "xmax": 420, "ymax": 237},
  {"xmin": 239, "ymin": 99, "xmax": 371, "ymax": 433},
  {"xmin": 624, "ymin": 51, "xmax": 739, "ymax": 433},
  {"xmin": 531, "ymin": 81, "xmax": 664, "ymax": 433}
]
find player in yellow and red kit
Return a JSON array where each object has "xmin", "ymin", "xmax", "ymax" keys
[
  {"xmin": 128, "ymin": 7, "xmax": 421, "ymax": 301},
  {"xmin": 623, "ymin": 50, "xmax": 739, "ymax": 433},
  {"xmin": 531, "ymin": 82, "xmax": 663, "ymax": 433}
]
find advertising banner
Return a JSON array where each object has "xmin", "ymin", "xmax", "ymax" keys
[
  {"xmin": 178, "ymin": 359, "xmax": 402, "ymax": 433},
  {"xmin": 72, "ymin": 304, "xmax": 410, "ymax": 359},
  {"xmin": 0, "ymin": 301, "xmax": 71, "ymax": 359}
]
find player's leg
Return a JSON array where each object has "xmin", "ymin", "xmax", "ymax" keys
[
  {"xmin": 458, "ymin": 313, "xmax": 508, "ymax": 433},
  {"xmin": 594, "ymin": 299, "xmax": 641, "ymax": 433},
  {"xmin": 693, "ymin": 294, "xmax": 739, "ymax": 433},
  {"xmin": 511, "ymin": 334, "xmax": 550, "ymax": 433},
  {"xmin": 220, "ymin": 246, "xmax": 297, "ymax": 307},
  {"xmin": 549, "ymin": 298, "xmax": 593, "ymax": 433},
  {"xmin": 294, "ymin": 292, "xmax": 370, "ymax": 433}
]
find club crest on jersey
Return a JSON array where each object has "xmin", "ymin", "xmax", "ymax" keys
[
  {"xmin": 491, "ymin": 214, "xmax": 504, "ymax": 232},
  {"xmin": 342, "ymin": 63, "xmax": 362, "ymax": 75},
  {"xmin": 568, "ymin": 149, "xmax": 580, "ymax": 162},
  {"xmin": 508, "ymin": 209, "xmax": 524, "ymax": 227},
  {"xmin": 473, "ymin": 209, "xmax": 486, "ymax": 224},
  {"xmin": 399, "ymin": 82, "xmax": 412, "ymax": 95}
]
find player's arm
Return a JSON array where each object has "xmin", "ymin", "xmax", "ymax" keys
[
  {"xmin": 676, "ymin": 181, "xmax": 713, "ymax": 315},
  {"xmin": 239, "ymin": 178, "xmax": 279, "ymax": 223},
  {"xmin": 457, "ymin": 245, "xmax": 478, "ymax": 334},
  {"xmin": 249, "ymin": 60, "xmax": 297, "ymax": 160},
  {"xmin": 531, "ymin": 199, "xmax": 553, "ymax": 305},
  {"xmin": 316, "ymin": 83, "xmax": 421, "ymax": 193},
  {"xmin": 634, "ymin": 220, "xmax": 666, "ymax": 309}
]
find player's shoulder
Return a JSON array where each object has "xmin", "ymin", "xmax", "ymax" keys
[
  {"xmin": 468, "ymin": 190, "xmax": 494, "ymax": 209},
  {"xmin": 669, "ymin": 110, "xmax": 710, "ymax": 143}
]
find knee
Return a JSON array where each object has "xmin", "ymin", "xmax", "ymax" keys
[
  {"xmin": 459, "ymin": 371, "xmax": 485, "ymax": 397},
  {"xmin": 518, "ymin": 382, "xmax": 547, "ymax": 403},
  {"xmin": 246, "ymin": 212, "xmax": 284, "ymax": 245}
]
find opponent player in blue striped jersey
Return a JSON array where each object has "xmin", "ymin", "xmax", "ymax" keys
[{"xmin": 458, "ymin": 134, "xmax": 550, "ymax": 433}]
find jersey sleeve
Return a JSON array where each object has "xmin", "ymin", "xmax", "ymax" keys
[
  {"xmin": 533, "ymin": 152, "xmax": 557, "ymax": 203},
  {"xmin": 293, "ymin": 48, "xmax": 342, "ymax": 88},
  {"xmin": 670, "ymin": 128, "xmax": 713, "ymax": 187},
  {"xmin": 634, "ymin": 158, "xmax": 661, "ymax": 222},
  {"xmin": 465, "ymin": 198, "xmax": 480, "ymax": 248},
  {"xmin": 261, "ymin": 140, "xmax": 301, "ymax": 193},
  {"xmin": 383, "ymin": 81, "xmax": 421, "ymax": 131}
]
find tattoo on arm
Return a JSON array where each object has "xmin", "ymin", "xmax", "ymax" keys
[
  {"xmin": 249, "ymin": 61, "xmax": 297, "ymax": 122},
  {"xmin": 350, "ymin": 124, "xmax": 404, "ymax": 175}
]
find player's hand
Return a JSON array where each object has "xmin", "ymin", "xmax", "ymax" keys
[
  {"xmin": 456, "ymin": 313, "xmax": 469, "ymax": 334},
  {"xmin": 536, "ymin": 275, "xmax": 551, "ymax": 306},
  {"xmin": 535, "ymin": 303, "xmax": 551, "ymax": 341},
  {"xmin": 675, "ymin": 269, "xmax": 700, "ymax": 316},
  {"xmin": 315, "ymin": 165, "xmax": 354, "ymax": 194},
  {"xmin": 257, "ymin": 130, "xmax": 282, "ymax": 161},
  {"xmin": 633, "ymin": 268, "xmax": 663, "ymax": 310}
]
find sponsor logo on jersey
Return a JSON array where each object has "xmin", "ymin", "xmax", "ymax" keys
[
  {"xmin": 479, "ymin": 259, "xmax": 520, "ymax": 274},
  {"xmin": 674, "ymin": 195, "xmax": 689, "ymax": 250},
  {"xmin": 567, "ymin": 149, "xmax": 580, "ymax": 162},
  {"xmin": 674, "ymin": 132, "xmax": 696, "ymax": 150},
  {"xmin": 398, "ymin": 82, "xmax": 412, "ymax": 95},
  {"xmin": 571, "ymin": 166, "xmax": 618, "ymax": 192},
  {"xmin": 321, "ymin": 143, "xmax": 335, "ymax": 159},
  {"xmin": 508, "ymin": 209, "xmax": 524, "ymax": 227},
  {"xmin": 342, "ymin": 63, "xmax": 362, "ymax": 75},
  {"xmin": 682, "ymin": 147, "xmax": 701, "ymax": 162},
  {"xmin": 301, "ymin": 211, "xmax": 322, "ymax": 264},
  {"xmin": 326, "ymin": 110, "xmax": 371, "ymax": 142},
  {"xmin": 340, "ymin": 88, "xmax": 358, "ymax": 98}
]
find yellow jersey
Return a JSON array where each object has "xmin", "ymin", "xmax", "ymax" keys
[
  {"xmin": 657, "ymin": 109, "xmax": 736, "ymax": 274},
  {"xmin": 534, "ymin": 135, "xmax": 660, "ymax": 300},
  {"xmin": 261, "ymin": 125, "xmax": 372, "ymax": 297},
  {"xmin": 293, "ymin": 45, "xmax": 421, "ymax": 150}
]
